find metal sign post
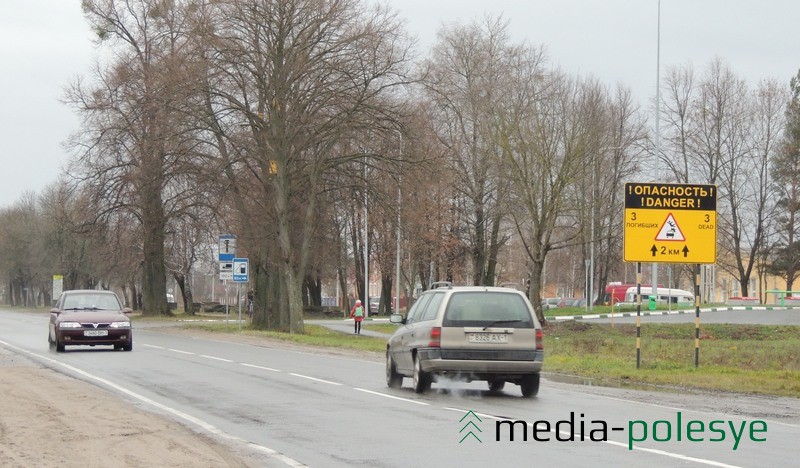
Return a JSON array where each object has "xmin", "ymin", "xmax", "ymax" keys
[
  {"xmin": 218, "ymin": 235, "xmax": 236, "ymax": 327},
  {"xmin": 636, "ymin": 262, "xmax": 642, "ymax": 369},
  {"xmin": 694, "ymin": 264, "xmax": 701, "ymax": 367},
  {"xmin": 233, "ymin": 258, "xmax": 249, "ymax": 332}
]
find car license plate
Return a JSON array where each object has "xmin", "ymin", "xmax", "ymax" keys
[
  {"xmin": 468, "ymin": 333, "xmax": 508, "ymax": 343},
  {"xmin": 84, "ymin": 330, "xmax": 108, "ymax": 337}
]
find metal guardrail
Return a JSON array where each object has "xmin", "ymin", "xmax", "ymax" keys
[{"xmin": 764, "ymin": 290, "xmax": 800, "ymax": 306}]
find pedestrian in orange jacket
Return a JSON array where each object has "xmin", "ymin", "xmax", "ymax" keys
[{"xmin": 350, "ymin": 299, "xmax": 365, "ymax": 334}]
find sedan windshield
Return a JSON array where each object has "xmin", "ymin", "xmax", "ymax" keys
[{"xmin": 62, "ymin": 294, "xmax": 121, "ymax": 311}]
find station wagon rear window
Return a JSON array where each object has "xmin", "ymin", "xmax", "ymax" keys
[{"xmin": 442, "ymin": 292, "xmax": 534, "ymax": 328}]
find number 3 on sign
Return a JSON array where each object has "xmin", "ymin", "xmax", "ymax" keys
[{"xmin": 631, "ymin": 212, "xmax": 637, "ymax": 221}]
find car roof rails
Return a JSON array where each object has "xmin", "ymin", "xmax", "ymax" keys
[{"xmin": 430, "ymin": 281, "xmax": 452, "ymax": 290}]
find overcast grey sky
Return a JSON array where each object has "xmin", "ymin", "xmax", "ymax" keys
[{"xmin": 1, "ymin": 0, "xmax": 798, "ymax": 209}]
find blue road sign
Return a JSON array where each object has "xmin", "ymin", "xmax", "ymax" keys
[
  {"xmin": 233, "ymin": 258, "xmax": 249, "ymax": 283},
  {"xmin": 219, "ymin": 235, "xmax": 236, "ymax": 262}
]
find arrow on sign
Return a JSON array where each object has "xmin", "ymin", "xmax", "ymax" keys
[
  {"xmin": 683, "ymin": 246, "xmax": 690, "ymax": 257},
  {"xmin": 650, "ymin": 245, "xmax": 657, "ymax": 257}
]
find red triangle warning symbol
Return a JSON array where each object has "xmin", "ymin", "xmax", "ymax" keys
[{"xmin": 655, "ymin": 213, "xmax": 685, "ymax": 241}]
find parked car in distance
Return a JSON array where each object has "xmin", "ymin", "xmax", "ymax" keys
[
  {"xmin": 48, "ymin": 290, "xmax": 133, "ymax": 352},
  {"xmin": 386, "ymin": 283, "xmax": 544, "ymax": 397},
  {"xmin": 567, "ymin": 298, "xmax": 587, "ymax": 307},
  {"xmin": 369, "ymin": 297, "xmax": 380, "ymax": 314},
  {"xmin": 540, "ymin": 297, "xmax": 566, "ymax": 310}
]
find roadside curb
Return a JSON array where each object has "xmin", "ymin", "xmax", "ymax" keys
[{"xmin": 550, "ymin": 305, "xmax": 794, "ymax": 322}]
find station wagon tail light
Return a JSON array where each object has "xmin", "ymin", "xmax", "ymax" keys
[
  {"xmin": 429, "ymin": 327, "xmax": 441, "ymax": 347},
  {"xmin": 535, "ymin": 329, "xmax": 543, "ymax": 350}
]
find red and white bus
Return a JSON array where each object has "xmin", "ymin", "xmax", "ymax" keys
[{"xmin": 603, "ymin": 282, "xmax": 658, "ymax": 305}]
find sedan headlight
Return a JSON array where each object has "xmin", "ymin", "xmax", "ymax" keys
[
  {"xmin": 110, "ymin": 321, "xmax": 131, "ymax": 328},
  {"xmin": 59, "ymin": 322, "xmax": 82, "ymax": 329}
]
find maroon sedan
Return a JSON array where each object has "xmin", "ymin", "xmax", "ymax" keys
[{"xmin": 48, "ymin": 290, "xmax": 133, "ymax": 352}]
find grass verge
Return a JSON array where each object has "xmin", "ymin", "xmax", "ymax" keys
[
  {"xmin": 545, "ymin": 321, "xmax": 800, "ymax": 397},
  {"xmin": 179, "ymin": 322, "xmax": 387, "ymax": 353},
  {"xmin": 171, "ymin": 317, "xmax": 800, "ymax": 398}
]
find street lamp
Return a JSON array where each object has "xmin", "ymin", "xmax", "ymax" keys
[
  {"xmin": 585, "ymin": 259, "xmax": 590, "ymax": 314},
  {"xmin": 364, "ymin": 153, "xmax": 369, "ymax": 317},
  {"xmin": 590, "ymin": 161, "xmax": 596, "ymax": 312},
  {"xmin": 395, "ymin": 130, "xmax": 402, "ymax": 314},
  {"xmin": 652, "ymin": 0, "xmax": 662, "ymax": 300}
]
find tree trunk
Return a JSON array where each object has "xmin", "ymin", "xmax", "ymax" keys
[
  {"xmin": 528, "ymin": 259, "xmax": 546, "ymax": 325},
  {"xmin": 304, "ymin": 272, "xmax": 322, "ymax": 307},
  {"xmin": 174, "ymin": 272, "xmax": 195, "ymax": 315},
  {"xmin": 380, "ymin": 274, "xmax": 393, "ymax": 315},
  {"xmin": 140, "ymin": 188, "xmax": 169, "ymax": 316}
]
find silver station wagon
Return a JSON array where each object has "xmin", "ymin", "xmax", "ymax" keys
[{"xmin": 386, "ymin": 283, "xmax": 544, "ymax": 397}]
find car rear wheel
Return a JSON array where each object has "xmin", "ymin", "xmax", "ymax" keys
[
  {"xmin": 488, "ymin": 380, "xmax": 505, "ymax": 392},
  {"xmin": 386, "ymin": 352, "xmax": 403, "ymax": 388},
  {"xmin": 412, "ymin": 354, "xmax": 432, "ymax": 393},
  {"xmin": 520, "ymin": 373, "xmax": 540, "ymax": 397}
]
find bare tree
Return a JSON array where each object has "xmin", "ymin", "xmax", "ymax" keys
[
  {"xmin": 661, "ymin": 63, "xmax": 697, "ymax": 183},
  {"xmin": 424, "ymin": 16, "xmax": 534, "ymax": 286},
  {"xmin": 67, "ymin": 0, "xmax": 205, "ymax": 315},
  {"xmin": 718, "ymin": 78, "xmax": 784, "ymax": 296},
  {"xmin": 769, "ymin": 70, "xmax": 800, "ymax": 290},
  {"xmin": 660, "ymin": 59, "xmax": 784, "ymax": 298},
  {"xmin": 196, "ymin": 0, "xmax": 413, "ymax": 332},
  {"xmin": 499, "ymin": 69, "xmax": 596, "ymax": 323},
  {"xmin": 592, "ymin": 85, "xmax": 648, "ymax": 302}
]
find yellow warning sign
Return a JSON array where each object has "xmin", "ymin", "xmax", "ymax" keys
[{"xmin": 623, "ymin": 183, "xmax": 716, "ymax": 264}]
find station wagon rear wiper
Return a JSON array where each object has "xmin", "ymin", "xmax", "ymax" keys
[{"xmin": 483, "ymin": 319, "xmax": 522, "ymax": 330}]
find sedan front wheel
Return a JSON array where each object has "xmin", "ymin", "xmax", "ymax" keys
[{"xmin": 54, "ymin": 335, "xmax": 65, "ymax": 353}]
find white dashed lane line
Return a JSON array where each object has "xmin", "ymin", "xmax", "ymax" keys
[
  {"xmin": 200, "ymin": 354, "xmax": 233, "ymax": 362},
  {"xmin": 241, "ymin": 363, "xmax": 281, "ymax": 372},
  {"xmin": 354, "ymin": 388, "xmax": 430, "ymax": 406},
  {"xmin": 289, "ymin": 373, "xmax": 343, "ymax": 386}
]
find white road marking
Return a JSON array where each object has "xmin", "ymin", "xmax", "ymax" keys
[
  {"xmin": 241, "ymin": 363, "xmax": 281, "ymax": 372},
  {"xmin": 142, "ymin": 344, "xmax": 164, "ymax": 349},
  {"xmin": 604, "ymin": 440, "xmax": 740, "ymax": 467},
  {"xmin": 200, "ymin": 354, "xmax": 233, "ymax": 362},
  {"xmin": 289, "ymin": 373, "xmax": 343, "ymax": 386},
  {"xmin": 168, "ymin": 348, "xmax": 194, "ymax": 355},
  {"xmin": 354, "ymin": 388, "xmax": 430, "ymax": 405}
]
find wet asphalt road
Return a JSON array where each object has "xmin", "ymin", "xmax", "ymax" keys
[{"xmin": 1, "ymin": 309, "xmax": 798, "ymax": 467}]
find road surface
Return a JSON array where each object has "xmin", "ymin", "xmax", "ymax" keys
[{"xmin": 1, "ymin": 309, "xmax": 798, "ymax": 467}]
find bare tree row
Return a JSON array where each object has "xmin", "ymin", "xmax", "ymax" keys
[{"xmin": 2, "ymin": 2, "xmax": 798, "ymax": 328}]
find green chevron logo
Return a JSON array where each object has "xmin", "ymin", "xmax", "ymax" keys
[{"xmin": 459, "ymin": 410, "xmax": 483, "ymax": 443}]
